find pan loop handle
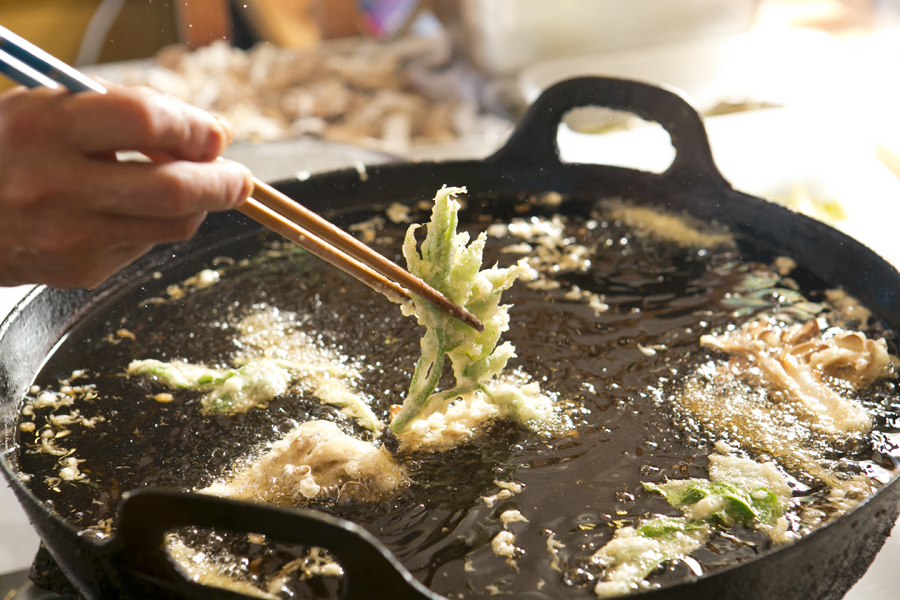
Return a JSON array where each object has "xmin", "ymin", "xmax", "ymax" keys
[
  {"xmin": 110, "ymin": 489, "xmax": 440, "ymax": 600},
  {"xmin": 489, "ymin": 76, "xmax": 730, "ymax": 189}
]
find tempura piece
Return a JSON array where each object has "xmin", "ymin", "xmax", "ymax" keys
[
  {"xmin": 128, "ymin": 358, "xmax": 290, "ymax": 414},
  {"xmin": 592, "ymin": 521, "xmax": 709, "ymax": 598},
  {"xmin": 644, "ymin": 454, "xmax": 792, "ymax": 539},
  {"xmin": 389, "ymin": 186, "xmax": 561, "ymax": 450},
  {"xmin": 606, "ymin": 202, "xmax": 734, "ymax": 248},
  {"xmin": 267, "ymin": 547, "xmax": 343, "ymax": 596},
  {"xmin": 235, "ymin": 308, "xmax": 384, "ymax": 432},
  {"xmin": 127, "ymin": 307, "xmax": 384, "ymax": 432},
  {"xmin": 167, "ymin": 538, "xmax": 279, "ymax": 600},
  {"xmin": 397, "ymin": 376, "xmax": 556, "ymax": 452},
  {"xmin": 202, "ymin": 420, "xmax": 406, "ymax": 504},
  {"xmin": 700, "ymin": 317, "xmax": 889, "ymax": 434},
  {"xmin": 592, "ymin": 455, "xmax": 792, "ymax": 597}
]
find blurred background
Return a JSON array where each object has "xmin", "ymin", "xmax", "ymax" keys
[
  {"xmin": 3, "ymin": 1, "xmax": 896, "ymax": 224},
  {"xmin": 1, "ymin": 1, "xmax": 899, "ymax": 598}
]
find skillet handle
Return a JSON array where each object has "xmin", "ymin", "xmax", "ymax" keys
[
  {"xmin": 490, "ymin": 76, "xmax": 729, "ymax": 188},
  {"xmin": 110, "ymin": 489, "xmax": 440, "ymax": 600}
]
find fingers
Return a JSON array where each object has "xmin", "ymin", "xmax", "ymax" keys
[
  {"xmin": 0, "ymin": 84, "xmax": 235, "ymax": 162},
  {"xmin": 0, "ymin": 85, "xmax": 230, "ymax": 161},
  {"xmin": 1, "ymin": 153, "xmax": 251, "ymax": 218},
  {"xmin": 0, "ymin": 207, "xmax": 210, "ymax": 288},
  {"xmin": 9, "ymin": 209, "xmax": 208, "ymax": 255},
  {"xmin": 66, "ymin": 85, "xmax": 234, "ymax": 160},
  {"xmin": 78, "ymin": 157, "xmax": 253, "ymax": 217}
]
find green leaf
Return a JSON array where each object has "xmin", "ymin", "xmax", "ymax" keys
[
  {"xmin": 643, "ymin": 477, "xmax": 786, "ymax": 528},
  {"xmin": 390, "ymin": 186, "xmax": 543, "ymax": 436},
  {"xmin": 636, "ymin": 516, "xmax": 707, "ymax": 538},
  {"xmin": 592, "ymin": 518, "xmax": 710, "ymax": 598},
  {"xmin": 128, "ymin": 358, "xmax": 290, "ymax": 414}
]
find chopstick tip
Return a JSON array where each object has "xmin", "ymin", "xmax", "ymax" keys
[{"xmin": 457, "ymin": 309, "xmax": 485, "ymax": 333}]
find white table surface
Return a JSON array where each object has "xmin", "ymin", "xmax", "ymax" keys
[{"xmin": 1, "ymin": 284, "xmax": 40, "ymax": 573}]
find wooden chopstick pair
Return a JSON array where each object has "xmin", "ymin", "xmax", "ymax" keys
[
  {"xmin": 243, "ymin": 181, "xmax": 484, "ymax": 331},
  {"xmin": 0, "ymin": 24, "xmax": 483, "ymax": 332}
]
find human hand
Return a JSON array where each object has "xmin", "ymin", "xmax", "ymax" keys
[{"xmin": 0, "ymin": 83, "xmax": 252, "ymax": 288}]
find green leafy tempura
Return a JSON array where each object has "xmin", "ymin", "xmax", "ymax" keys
[
  {"xmin": 389, "ymin": 186, "xmax": 557, "ymax": 439},
  {"xmin": 592, "ymin": 519, "xmax": 711, "ymax": 598},
  {"xmin": 633, "ymin": 516, "xmax": 710, "ymax": 539},
  {"xmin": 642, "ymin": 479, "xmax": 783, "ymax": 528},
  {"xmin": 592, "ymin": 454, "xmax": 793, "ymax": 597},
  {"xmin": 127, "ymin": 358, "xmax": 291, "ymax": 414},
  {"xmin": 644, "ymin": 453, "xmax": 792, "ymax": 535},
  {"xmin": 129, "ymin": 356, "xmax": 383, "ymax": 431}
]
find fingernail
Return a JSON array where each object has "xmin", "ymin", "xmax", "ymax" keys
[
  {"xmin": 205, "ymin": 114, "xmax": 233, "ymax": 159},
  {"xmin": 213, "ymin": 114, "xmax": 234, "ymax": 146}
]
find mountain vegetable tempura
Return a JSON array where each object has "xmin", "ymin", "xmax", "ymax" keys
[{"xmin": 390, "ymin": 186, "xmax": 563, "ymax": 450}]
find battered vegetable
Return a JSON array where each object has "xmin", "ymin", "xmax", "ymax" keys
[
  {"xmin": 127, "ymin": 308, "xmax": 384, "ymax": 432},
  {"xmin": 644, "ymin": 454, "xmax": 792, "ymax": 534},
  {"xmin": 390, "ymin": 186, "xmax": 560, "ymax": 447},
  {"xmin": 127, "ymin": 358, "xmax": 291, "ymax": 414},
  {"xmin": 700, "ymin": 317, "xmax": 888, "ymax": 434},
  {"xmin": 592, "ymin": 521, "xmax": 710, "ymax": 598},
  {"xmin": 202, "ymin": 420, "xmax": 406, "ymax": 504},
  {"xmin": 592, "ymin": 455, "xmax": 792, "ymax": 597}
]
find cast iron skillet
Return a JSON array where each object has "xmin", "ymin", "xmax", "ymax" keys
[{"xmin": 2, "ymin": 77, "xmax": 900, "ymax": 600}]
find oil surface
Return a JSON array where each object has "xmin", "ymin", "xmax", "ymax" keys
[{"xmin": 16, "ymin": 197, "xmax": 900, "ymax": 599}]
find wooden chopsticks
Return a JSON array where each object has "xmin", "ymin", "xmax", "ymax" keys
[
  {"xmin": 0, "ymin": 23, "xmax": 484, "ymax": 332},
  {"xmin": 243, "ymin": 180, "xmax": 485, "ymax": 331}
]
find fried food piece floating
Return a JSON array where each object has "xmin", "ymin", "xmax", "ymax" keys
[
  {"xmin": 202, "ymin": 420, "xmax": 406, "ymax": 504},
  {"xmin": 700, "ymin": 318, "xmax": 890, "ymax": 434}
]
